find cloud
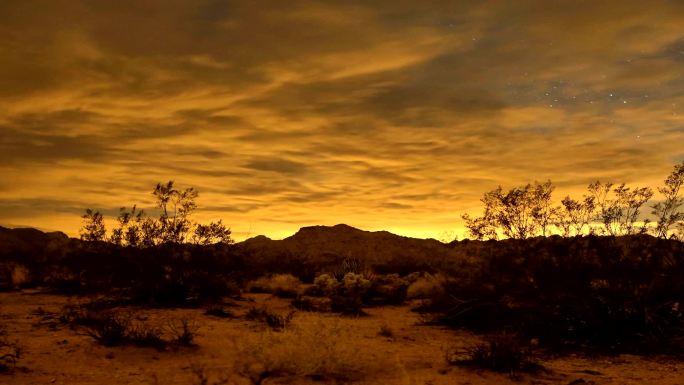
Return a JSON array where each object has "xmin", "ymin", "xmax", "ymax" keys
[{"xmin": 0, "ymin": 0, "xmax": 683, "ymax": 239}]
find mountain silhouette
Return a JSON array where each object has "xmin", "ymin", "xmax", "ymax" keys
[{"xmin": 237, "ymin": 224, "xmax": 454, "ymax": 270}]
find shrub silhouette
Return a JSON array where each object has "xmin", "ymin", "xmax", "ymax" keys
[
  {"xmin": 447, "ymin": 333, "xmax": 541, "ymax": 376},
  {"xmin": 245, "ymin": 306, "xmax": 295, "ymax": 331},
  {"xmin": 423, "ymin": 235, "xmax": 684, "ymax": 353},
  {"xmin": 234, "ymin": 315, "xmax": 373, "ymax": 382},
  {"xmin": 247, "ymin": 274, "xmax": 302, "ymax": 298},
  {"xmin": 81, "ymin": 310, "xmax": 133, "ymax": 347},
  {"xmin": 166, "ymin": 318, "xmax": 200, "ymax": 346}
]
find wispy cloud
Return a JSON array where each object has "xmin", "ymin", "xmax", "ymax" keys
[{"xmin": 0, "ymin": 0, "xmax": 682, "ymax": 239}]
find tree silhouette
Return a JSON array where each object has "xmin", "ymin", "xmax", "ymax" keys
[
  {"xmin": 463, "ymin": 181, "xmax": 558, "ymax": 240},
  {"xmin": 153, "ymin": 181, "xmax": 198, "ymax": 244},
  {"xmin": 79, "ymin": 208, "xmax": 106, "ymax": 242},
  {"xmin": 110, "ymin": 206, "xmax": 145, "ymax": 247},
  {"xmin": 555, "ymin": 195, "xmax": 596, "ymax": 236},
  {"xmin": 588, "ymin": 181, "xmax": 653, "ymax": 236},
  {"xmin": 531, "ymin": 180, "xmax": 557, "ymax": 236},
  {"xmin": 78, "ymin": 181, "xmax": 232, "ymax": 247},
  {"xmin": 192, "ymin": 220, "xmax": 233, "ymax": 245},
  {"xmin": 652, "ymin": 161, "xmax": 684, "ymax": 239}
]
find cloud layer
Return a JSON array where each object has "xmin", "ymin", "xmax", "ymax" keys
[{"xmin": 1, "ymin": 1, "xmax": 683, "ymax": 239}]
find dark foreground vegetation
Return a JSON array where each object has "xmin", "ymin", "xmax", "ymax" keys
[
  {"xmin": 1, "ymin": 161, "xmax": 684, "ymax": 365},
  {"xmin": 2, "ymin": 227, "xmax": 683, "ymax": 356}
]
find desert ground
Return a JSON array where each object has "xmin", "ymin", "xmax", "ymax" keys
[{"xmin": 2, "ymin": 290, "xmax": 683, "ymax": 385}]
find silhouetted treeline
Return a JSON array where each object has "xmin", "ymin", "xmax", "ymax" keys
[
  {"xmin": 80, "ymin": 181, "xmax": 232, "ymax": 247},
  {"xmin": 463, "ymin": 161, "xmax": 684, "ymax": 241}
]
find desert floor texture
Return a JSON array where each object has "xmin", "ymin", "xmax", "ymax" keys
[{"xmin": 2, "ymin": 290, "xmax": 683, "ymax": 385}]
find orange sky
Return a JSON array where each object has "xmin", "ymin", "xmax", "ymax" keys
[{"xmin": 0, "ymin": 1, "xmax": 683, "ymax": 240}]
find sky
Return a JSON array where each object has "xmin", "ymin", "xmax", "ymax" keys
[{"xmin": 1, "ymin": 0, "xmax": 683, "ymax": 241}]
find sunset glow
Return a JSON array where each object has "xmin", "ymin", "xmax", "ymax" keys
[{"xmin": 1, "ymin": 1, "xmax": 683, "ymax": 240}]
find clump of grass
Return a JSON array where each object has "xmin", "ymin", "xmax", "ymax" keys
[
  {"xmin": 245, "ymin": 306, "xmax": 295, "ymax": 331},
  {"xmin": 234, "ymin": 314, "xmax": 373, "ymax": 382},
  {"xmin": 126, "ymin": 321, "xmax": 166, "ymax": 349},
  {"xmin": 82, "ymin": 310, "xmax": 133, "ymax": 347},
  {"xmin": 0, "ymin": 326, "xmax": 21, "ymax": 373},
  {"xmin": 247, "ymin": 274, "xmax": 302, "ymax": 298},
  {"xmin": 167, "ymin": 318, "xmax": 200, "ymax": 346},
  {"xmin": 70, "ymin": 307, "xmax": 196, "ymax": 349},
  {"xmin": 446, "ymin": 333, "xmax": 541, "ymax": 376}
]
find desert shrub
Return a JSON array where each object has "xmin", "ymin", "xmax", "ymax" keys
[
  {"xmin": 330, "ymin": 257, "xmax": 372, "ymax": 281},
  {"xmin": 166, "ymin": 318, "xmax": 200, "ymax": 346},
  {"xmin": 291, "ymin": 296, "xmax": 333, "ymax": 312},
  {"xmin": 406, "ymin": 273, "xmax": 445, "ymax": 300},
  {"xmin": 334, "ymin": 273, "xmax": 371, "ymax": 314},
  {"xmin": 59, "ymin": 303, "xmax": 107, "ymax": 328},
  {"xmin": 234, "ymin": 315, "xmax": 372, "ymax": 382},
  {"xmin": 0, "ymin": 263, "xmax": 31, "ymax": 290},
  {"xmin": 44, "ymin": 267, "xmax": 84, "ymax": 295},
  {"xmin": 69, "ymin": 306, "xmax": 199, "ymax": 349},
  {"xmin": 126, "ymin": 321, "xmax": 166, "ymax": 349},
  {"xmin": 312, "ymin": 274, "xmax": 339, "ymax": 296},
  {"xmin": 446, "ymin": 333, "xmax": 541, "ymax": 376},
  {"xmin": 310, "ymin": 273, "xmax": 371, "ymax": 314},
  {"xmin": 365, "ymin": 274, "xmax": 408, "ymax": 305},
  {"xmin": 424, "ymin": 235, "xmax": 684, "ymax": 353},
  {"xmin": 0, "ymin": 327, "xmax": 21, "ymax": 373},
  {"xmin": 245, "ymin": 306, "xmax": 295, "ymax": 331},
  {"xmin": 82, "ymin": 310, "xmax": 133, "ymax": 347},
  {"xmin": 247, "ymin": 274, "xmax": 302, "ymax": 298}
]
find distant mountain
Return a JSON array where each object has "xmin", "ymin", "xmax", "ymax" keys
[
  {"xmin": 0, "ymin": 226, "xmax": 70, "ymax": 260},
  {"xmin": 0, "ymin": 223, "xmax": 457, "ymax": 273},
  {"xmin": 236, "ymin": 224, "xmax": 457, "ymax": 272}
]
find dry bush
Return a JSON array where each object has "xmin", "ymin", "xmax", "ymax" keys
[
  {"xmin": 0, "ymin": 326, "xmax": 21, "ymax": 373},
  {"xmin": 82, "ymin": 310, "xmax": 134, "ymax": 347},
  {"xmin": 234, "ymin": 314, "xmax": 374, "ymax": 382},
  {"xmin": 247, "ymin": 274, "xmax": 302, "ymax": 298},
  {"xmin": 446, "ymin": 333, "xmax": 541, "ymax": 376},
  {"xmin": 71, "ymin": 307, "xmax": 196, "ymax": 349},
  {"xmin": 311, "ymin": 273, "xmax": 371, "ymax": 315},
  {"xmin": 406, "ymin": 274, "xmax": 445, "ymax": 300},
  {"xmin": 367, "ymin": 274, "xmax": 408, "ymax": 305},
  {"xmin": 291, "ymin": 295, "xmax": 332, "ymax": 312},
  {"xmin": 245, "ymin": 306, "xmax": 295, "ymax": 331},
  {"xmin": 166, "ymin": 318, "xmax": 200, "ymax": 346}
]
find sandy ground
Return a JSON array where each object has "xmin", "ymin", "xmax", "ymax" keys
[{"xmin": 1, "ymin": 290, "xmax": 683, "ymax": 385}]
